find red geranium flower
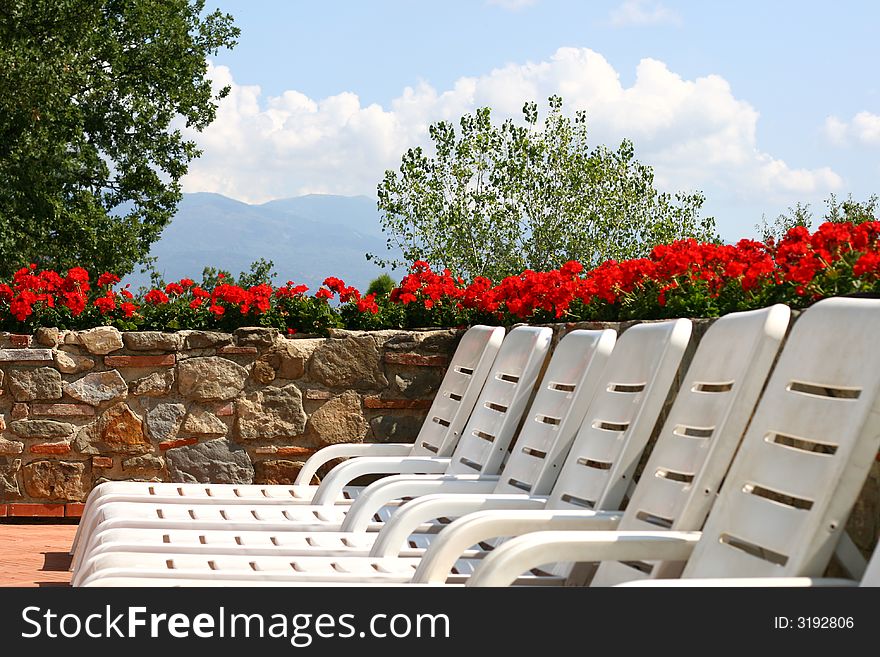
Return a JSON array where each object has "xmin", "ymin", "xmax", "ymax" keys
[
  {"xmin": 97, "ymin": 272, "xmax": 120, "ymax": 287},
  {"xmin": 144, "ymin": 289, "xmax": 170, "ymax": 305},
  {"xmin": 94, "ymin": 293, "xmax": 116, "ymax": 315}
]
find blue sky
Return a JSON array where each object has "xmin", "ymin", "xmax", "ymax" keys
[{"xmin": 181, "ymin": 0, "xmax": 880, "ymax": 241}]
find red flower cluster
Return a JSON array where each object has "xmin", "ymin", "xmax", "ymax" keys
[
  {"xmin": 3, "ymin": 220, "xmax": 879, "ymax": 332},
  {"xmin": 774, "ymin": 221, "xmax": 880, "ymax": 295},
  {"xmin": 0, "ymin": 265, "xmax": 91, "ymax": 322},
  {"xmin": 385, "ymin": 221, "xmax": 880, "ymax": 321},
  {"xmin": 492, "ymin": 261, "xmax": 585, "ymax": 318},
  {"xmin": 144, "ymin": 289, "xmax": 169, "ymax": 305},
  {"xmin": 275, "ymin": 281, "xmax": 310, "ymax": 299},
  {"xmin": 320, "ymin": 277, "xmax": 379, "ymax": 314},
  {"xmin": 390, "ymin": 259, "xmax": 592, "ymax": 319},
  {"xmin": 390, "ymin": 261, "xmax": 463, "ymax": 310},
  {"xmin": 575, "ymin": 238, "xmax": 776, "ymax": 307}
]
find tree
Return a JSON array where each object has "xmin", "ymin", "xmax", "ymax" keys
[
  {"xmin": 757, "ymin": 193, "xmax": 879, "ymax": 243},
  {"xmin": 372, "ymin": 96, "xmax": 716, "ymax": 281},
  {"xmin": 825, "ymin": 192, "xmax": 878, "ymax": 224},
  {"xmin": 0, "ymin": 0, "xmax": 239, "ymax": 278},
  {"xmin": 756, "ymin": 201, "xmax": 813, "ymax": 244},
  {"xmin": 366, "ymin": 273, "xmax": 396, "ymax": 296}
]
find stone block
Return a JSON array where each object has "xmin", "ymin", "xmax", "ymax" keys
[
  {"xmin": 22, "ymin": 460, "xmax": 86, "ymax": 501},
  {"xmin": 7, "ymin": 367, "xmax": 62, "ymax": 401},
  {"xmin": 64, "ymin": 370, "xmax": 128, "ymax": 406},
  {"xmin": 178, "ymin": 356, "xmax": 248, "ymax": 401},
  {"xmin": 0, "ymin": 348, "xmax": 53, "ymax": 363},
  {"xmin": 105, "ymin": 354, "xmax": 176, "ymax": 367},
  {"xmin": 236, "ymin": 384, "xmax": 307, "ymax": 441},
  {"xmin": 307, "ymin": 390, "xmax": 368, "ymax": 447},
  {"xmin": 309, "ymin": 336, "xmax": 387, "ymax": 389},
  {"xmin": 122, "ymin": 331, "xmax": 182, "ymax": 352},
  {"xmin": 166, "ymin": 438, "xmax": 253, "ymax": 484},
  {"xmin": 77, "ymin": 326, "xmax": 124, "ymax": 355}
]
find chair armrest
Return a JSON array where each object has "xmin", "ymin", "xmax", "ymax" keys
[
  {"xmin": 409, "ymin": 509, "xmax": 624, "ymax": 581},
  {"xmin": 294, "ymin": 443, "xmax": 416, "ymax": 485},
  {"xmin": 309, "ymin": 456, "xmax": 452, "ymax": 505},
  {"xmin": 367, "ymin": 494, "xmax": 556, "ymax": 557},
  {"xmin": 339, "ymin": 476, "xmax": 501, "ymax": 533},
  {"xmin": 461, "ymin": 530, "xmax": 701, "ymax": 587}
]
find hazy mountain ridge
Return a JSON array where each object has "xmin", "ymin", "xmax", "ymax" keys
[{"xmin": 127, "ymin": 193, "xmax": 401, "ymax": 292}]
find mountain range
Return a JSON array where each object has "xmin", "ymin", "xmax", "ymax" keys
[{"xmin": 126, "ymin": 193, "xmax": 402, "ymax": 292}]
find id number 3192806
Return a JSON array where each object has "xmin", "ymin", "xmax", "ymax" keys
[{"xmin": 773, "ymin": 617, "xmax": 854, "ymax": 630}]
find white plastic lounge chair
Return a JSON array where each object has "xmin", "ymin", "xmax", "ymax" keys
[
  {"xmin": 85, "ymin": 302, "xmax": 802, "ymax": 588},
  {"xmin": 71, "ymin": 325, "xmax": 554, "ymax": 571},
  {"xmin": 458, "ymin": 296, "xmax": 880, "ymax": 587},
  {"xmin": 70, "ymin": 324, "xmax": 505, "ymax": 558},
  {"xmin": 614, "ymin": 538, "xmax": 879, "ymax": 586},
  {"xmin": 75, "ymin": 315, "xmax": 699, "ymax": 585},
  {"xmin": 70, "ymin": 327, "xmax": 616, "ymax": 583}
]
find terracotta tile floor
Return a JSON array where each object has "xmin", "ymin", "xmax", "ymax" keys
[{"xmin": 0, "ymin": 522, "xmax": 78, "ymax": 587}]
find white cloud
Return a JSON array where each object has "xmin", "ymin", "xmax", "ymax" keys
[
  {"xmin": 825, "ymin": 111, "xmax": 880, "ymax": 146},
  {"xmin": 824, "ymin": 115, "xmax": 849, "ymax": 146},
  {"xmin": 181, "ymin": 48, "xmax": 842, "ymax": 209},
  {"xmin": 486, "ymin": 0, "xmax": 537, "ymax": 10},
  {"xmin": 608, "ymin": 1, "xmax": 681, "ymax": 27}
]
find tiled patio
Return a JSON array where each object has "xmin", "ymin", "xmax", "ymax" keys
[{"xmin": 0, "ymin": 523, "xmax": 77, "ymax": 587}]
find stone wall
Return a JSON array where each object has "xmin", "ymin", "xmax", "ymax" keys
[{"xmin": 0, "ymin": 325, "xmax": 461, "ymax": 513}]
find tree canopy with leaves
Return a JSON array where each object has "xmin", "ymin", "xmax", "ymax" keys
[
  {"xmin": 372, "ymin": 96, "xmax": 717, "ymax": 281},
  {"xmin": 0, "ymin": 0, "xmax": 239, "ymax": 278},
  {"xmin": 757, "ymin": 193, "xmax": 879, "ymax": 244}
]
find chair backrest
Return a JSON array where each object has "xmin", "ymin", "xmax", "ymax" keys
[
  {"xmin": 534, "ymin": 318, "xmax": 691, "ymax": 580},
  {"xmin": 683, "ymin": 297, "xmax": 880, "ymax": 579},
  {"xmin": 859, "ymin": 543, "xmax": 880, "ymax": 587},
  {"xmin": 591, "ymin": 304, "xmax": 791, "ymax": 586},
  {"xmin": 493, "ymin": 329, "xmax": 617, "ymax": 496},
  {"xmin": 546, "ymin": 319, "xmax": 693, "ymax": 514},
  {"xmin": 445, "ymin": 326, "xmax": 553, "ymax": 476},
  {"xmin": 409, "ymin": 325, "xmax": 506, "ymax": 457}
]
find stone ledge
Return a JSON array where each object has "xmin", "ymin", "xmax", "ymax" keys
[
  {"xmin": 364, "ymin": 396, "xmax": 433, "ymax": 409},
  {"xmin": 382, "ymin": 352, "xmax": 449, "ymax": 367},
  {"xmin": 0, "ymin": 348, "xmax": 53, "ymax": 362},
  {"xmin": 0, "ymin": 502, "xmax": 91, "ymax": 518},
  {"xmin": 28, "ymin": 442, "xmax": 72, "ymax": 455},
  {"xmin": 105, "ymin": 354, "xmax": 176, "ymax": 367},
  {"xmin": 4, "ymin": 503, "xmax": 65, "ymax": 517},
  {"xmin": 217, "ymin": 345, "xmax": 259, "ymax": 355},
  {"xmin": 31, "ymin": 403, "xmax": 96, "ymax": 417},
  {"xmin": 159, "ymin": 437, "xmax": 199, "ymax": 451},
  {"xmin": 253, "ymin": 446, "xmax": 317, "ymax": 457}
]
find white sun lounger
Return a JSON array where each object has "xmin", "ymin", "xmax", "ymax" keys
[
  {"xmin": 70, "ymin": 324, "xmax": 505, "ymax": 558},
  {"xmin": 461, "ymin": 296, "xmax": 880, "ymax": 587},
  {"xmin": 81, "ymin": 302, "xmax": 794, "ymax": 587},
  {"xmin": 71, "ymin": 325, "xmax": 554, "ymax": 570},
  {"xmin": 614, "ymin": 537, "xmax": 879, "ymax": 585},
  {"xmin": 75, "ymin": 315, "xmax": 699, "ymax": 585},
  {"xmin": 70, "ymin": 327, "xmax": 615, "ymax": 583}
]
